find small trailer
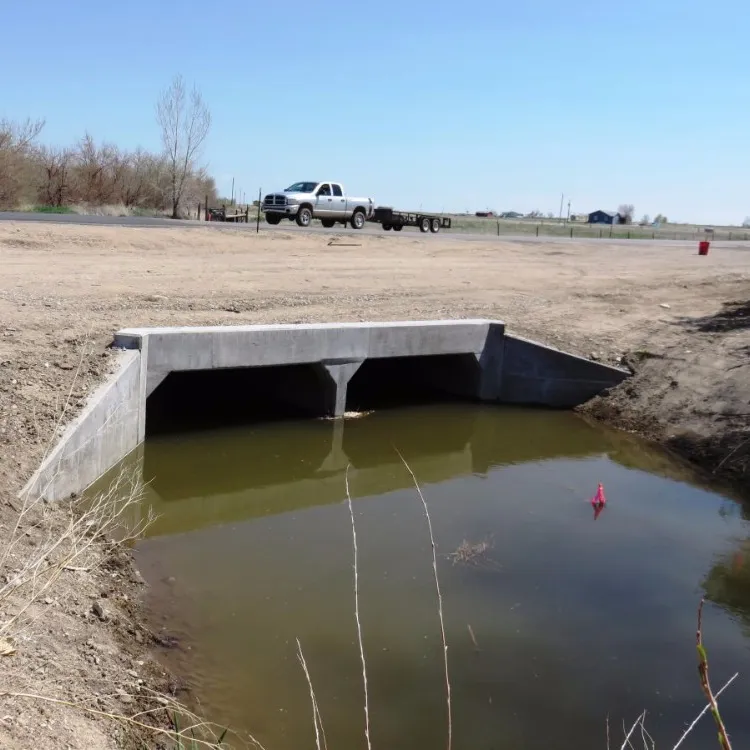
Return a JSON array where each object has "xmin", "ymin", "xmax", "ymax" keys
[{"xmin": 369, "ymin": 206, "xmax": 452, "ymax": 234}]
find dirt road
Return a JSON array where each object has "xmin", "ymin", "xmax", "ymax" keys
[{"xmin": 0, "ymin": 221, "xmax": 748, "ymax": 748}]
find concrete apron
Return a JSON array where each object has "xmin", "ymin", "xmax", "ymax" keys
[{"xmin": 20, "ymin": 320, "xmax": 629, "ymax": 503}]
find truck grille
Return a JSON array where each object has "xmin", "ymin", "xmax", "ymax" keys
[{"xmin": 263, "ymin": 194, "xmax": 286, "ymax": 207}]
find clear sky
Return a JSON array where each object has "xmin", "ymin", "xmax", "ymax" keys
[{"xmin": 3, "ymin": 0, "xmax": 748, "ymax": 224}]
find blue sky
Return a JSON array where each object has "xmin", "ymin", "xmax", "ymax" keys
[{"xmin": 3, "ymin": 0, "xmax": 748, "ymax": 224}]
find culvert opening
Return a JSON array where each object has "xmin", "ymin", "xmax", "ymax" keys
[
  {"xmin": 346, "ymin": 354, "xmax": 481, "ymax": 412},
  {"xmin": 146, "ymin": 364, "xmax": 332, "ymax": 436}
]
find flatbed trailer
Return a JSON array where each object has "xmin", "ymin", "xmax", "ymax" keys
[{"xmin": 368, "ymin": 206, "xmax": 452, "ymax": 234}]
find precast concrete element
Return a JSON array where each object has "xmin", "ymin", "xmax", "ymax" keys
[
  {"xmin": 23, "ymin": 320, "xmax": 629, "ymax": 503},
  {"xmin": 21, "ymin": 350, "xmax": 142, "ymax": 503},
  {"xmin": 501, "ymin": 334, "xmax": 627, "ymax": 408},
  {"xmin": 113, "ymin": 320, "xmax": 495, "ymax": 400}
]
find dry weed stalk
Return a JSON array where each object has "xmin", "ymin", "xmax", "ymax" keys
[
  {"xmin": 396, "ymin": 450, "xmax": 452, "ymax": 750},
  {"xmin": 617, "ymin": 598, "xmax": 739, "ymax": 750},
  {"xmin": 296, "ymin": 637, "xmax": 328, "ymax": 750},
  {"xmin": 672, "ymin": 671, "xmax": 738, "ymax": 749},
  {"xmin": 345, "ymin": 465, "xmax": 373, "ymax": 750}
]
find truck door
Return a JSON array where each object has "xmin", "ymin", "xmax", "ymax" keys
[
  {"xmin": 315, "ymin": 183, "xmax": 333, "ymax": 216},
  {"xmin": 331, "ymin": 184, "xmax": 346, "ymax": 218}
]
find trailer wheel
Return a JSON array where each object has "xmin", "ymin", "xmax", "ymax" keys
[
  {"xmin": 350, "ymin": 209, "xmax": 366, "ymax": 230},
  {"xmin": 430, "ymin": 218, "xmax": 441, "ymax": 233},
  {"xmin": 266, "ymin": 214, "xmax": 282, "ymax": 225},
  {"xmin": 383, "ymin": 224, "xmax": 392, "ymax": 231},
  {"xmin": 393, "ymin": 225, "xmax": 403, "ymax": 231},
  {"xmin": 419, "ymin": 216, "xmax": 431, "ymax": 233}
]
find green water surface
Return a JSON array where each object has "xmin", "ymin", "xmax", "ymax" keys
[{"xmin": 119, "ymin": 405, "xmax": 750, "ymax": 749}]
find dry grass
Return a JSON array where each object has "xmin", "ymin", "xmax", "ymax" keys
[
  {"xmin": 0, "ymin": 464, "xmax": 151, "ymax": 644},
  {"xmin": 0, "ymin": 687, "xmax": 259, "ymax": 749},
  {"xmin": 0, "ymin": 458, "xmax": 261, "ymax": 748}
]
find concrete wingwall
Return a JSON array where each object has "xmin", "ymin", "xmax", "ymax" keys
[
  {"xmin": 21, "ymin": 320, "xmax": 629, "ymax": 503},
  {"xmin": 21, "ymin": 350, "xmax": 143, "ymax": 503},
  {"xmin": 501, "ymin": 334, "xmax": 629, "ymax": 408}
]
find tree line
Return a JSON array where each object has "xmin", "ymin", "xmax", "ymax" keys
[{"xmin": 0, "ymin": 75, "xmax": 216, "ymax": 218}]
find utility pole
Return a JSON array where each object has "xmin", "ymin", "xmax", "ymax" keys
[
  {"xmin": 566, "ymin": 200, "xmax": 571, "ymax": 223},
  {"xmin": 559, "ymin": 193, "xmax": 564, "ymax": 222},
  {"xmin": 231, "ymin": 177, "xmax": 235, "ymax": 205}
]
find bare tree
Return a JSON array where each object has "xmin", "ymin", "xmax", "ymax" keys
[
  {"xmin": 742, "ymin": 217, "xmax": 750, "ymax": 228},
  {"xmin": 640, "ymin": 214, "xmax": 651, "ymax": 226},
  {"xmin": 618, "ymin": 204, "xmax": 635, "ymax": 224},
  {"xmin": 156, "ymin": 74, "xmax": 211, "ymax": 218},
  {"xmin": 654, "ymin": 213, "xmax": 668, "ymax": 225},
  {"xmin": 0, "ymin": 117, "xmax": 45, "ymax": 207},
  {"xmin": 0, "ymin": 117, "xmax": 45, "ymax": 153},
  {"xmin": 36, "ymin": 146, "xmax": 73, "ymax": 207}
]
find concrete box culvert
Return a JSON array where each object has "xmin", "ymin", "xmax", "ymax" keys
[{"xmin": 20, "ymin": 320, "xmax": 629, "ymax": 504}]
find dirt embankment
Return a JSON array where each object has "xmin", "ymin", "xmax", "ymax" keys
[
  {"xmin": 0, "ymin": 221, "xmax": 748, "ymax": 748},
  {"xmin": 581, "ymin": 298, "xmax": 750, "ymax": 483}
]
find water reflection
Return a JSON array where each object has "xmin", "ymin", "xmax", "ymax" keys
[
  {"xmin": 704, "ymin": 540, "xmax": 750, "ymax": 632},
  {"xmin": 118, "ymin": 405, "xmax": 719, "ymax": 538}
]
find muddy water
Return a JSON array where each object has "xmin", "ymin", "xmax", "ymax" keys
[{"xmin": 131, "ymin": 405, "xmax": 750, "ymax": 749}]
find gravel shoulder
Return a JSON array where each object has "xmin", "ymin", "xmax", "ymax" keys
[{"xmin": 0, "ymin": 221, "xmax": 748, "ymax": 748}]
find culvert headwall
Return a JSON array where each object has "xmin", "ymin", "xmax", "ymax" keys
[{"xmin": 21, "ymin": 320, "xmax": 629, "ymax": 503}]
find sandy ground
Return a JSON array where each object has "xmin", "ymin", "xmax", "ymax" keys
[{"xmin": 0, "ymin": 221, "xmax": 749, "ymax": 748}]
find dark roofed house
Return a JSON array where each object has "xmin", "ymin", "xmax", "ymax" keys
[{"xmin": 588, "ymin": 210, "xmax": 622, "ymax": 225}]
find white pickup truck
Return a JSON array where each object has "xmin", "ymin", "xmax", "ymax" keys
[{"xmin": 261, "ymin": 181, "xmax": 375, "ymax": 229}]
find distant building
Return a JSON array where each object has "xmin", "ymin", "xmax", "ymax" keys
[
  {"xmin": 500, "ymin": 211, "xmax": 523, "ymax": 219},
  {"xmin": 588, "ymin": 210, "xmax": 622, "ymax": 225}
]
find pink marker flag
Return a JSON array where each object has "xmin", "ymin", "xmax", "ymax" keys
[{"xmin": 590, "ymin": 483, "xmax": 606, "ymax": 508}]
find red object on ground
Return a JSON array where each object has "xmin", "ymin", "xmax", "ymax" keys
[
  {"xmin": 699, "ymin": 240, "xmax": 710, "ymax": 256},
  {"xmin": 590, "ymin": 483, "xmax": 607, "ymax": 508}
]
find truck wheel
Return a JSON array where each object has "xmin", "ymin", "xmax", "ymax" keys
[
  {"xmin": 419, "ymin": 216, "xmax": 430, "ymax": 233},
  {"xmin": 430, "ymin": 218, "xmax": 441, "ymax": 233},
  {"xmin": 393, "ymin": 225, "xmax": 403, "ymax": 232},
  {"xmin": 266, "ymin": 215, "xmax": 282, "ymax": 225},
  {"xmin": 383, "ymin": 224, "xmax": 392, "ymax": 231},
  {"xmin": 321, "ymin": 219, "xmax": 335, "ymax": 228},
  {"xmin": 350, "ymin": 209, "xmax": 366, "ymax": 230},
  {"xmin": 296, "ymin": 207, "xmax": 313, "ymax": 228}
]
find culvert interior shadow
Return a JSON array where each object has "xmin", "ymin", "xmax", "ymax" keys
[
  {"xmin": 346, "ymin": 354, "xmax": 481, "ymax": 412},
  {"xmin": 146, "ymin": 364, "xmax": 330, "ymax": 437}
]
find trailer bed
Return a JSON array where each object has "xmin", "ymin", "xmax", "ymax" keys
[{"xmin": 369, "ymin": 206, "xmax": 452, "ymax": 233}]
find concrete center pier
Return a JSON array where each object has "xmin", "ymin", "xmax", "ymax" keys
[{"xmin": 22, "ymin": 320, "xmax": 628, "ymax": 503}]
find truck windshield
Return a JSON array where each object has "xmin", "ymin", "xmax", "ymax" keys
[{"xmin": 285, "ymin": 182, "xmax": 318, "ymax": 193}]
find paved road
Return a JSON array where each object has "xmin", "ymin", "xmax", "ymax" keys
[
  {"xmin": 0, "ymin": 209, "xmax": 503, "ymax": 242},
  {"xmin": 1, "ymin": 210, "xmax": 748, "ymax": 249}
]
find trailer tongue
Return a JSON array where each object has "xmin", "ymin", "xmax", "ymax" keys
[{"xmin": 369, "ymin": 206, "xmax": 452, "ymax": 234}]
